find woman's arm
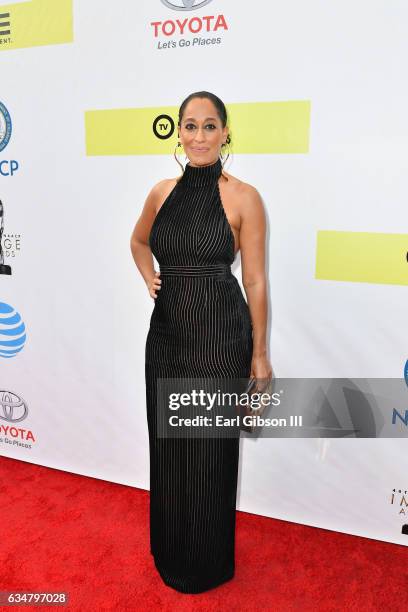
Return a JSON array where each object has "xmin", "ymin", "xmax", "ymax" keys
[
  {"xmin": 129, "ymin": 179, "xmax": 174, "ymax": 298},
  {"xmin": 239, "ymin": 184, "xmax": 273, "ymax": 380}
]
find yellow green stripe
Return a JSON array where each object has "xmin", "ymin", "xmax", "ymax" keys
[
  {"xmin": 0, "ymin": 0, "xmax": 73, "ymax": 51},
  {"xmin": 315, "ymin": 230, "xmax": 408, "ymax": 286},
  {"xmin": 85, "ymin": 100, "xmax": 311, "ymax": 156}
]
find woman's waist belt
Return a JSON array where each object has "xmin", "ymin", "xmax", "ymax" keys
[{"xmin": 159, "ymin": 264, "xmax": 232, "ymax": 278}]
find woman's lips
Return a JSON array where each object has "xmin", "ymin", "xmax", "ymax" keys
[{"xmin": 191, "ymin": 148, "xmax": 209, "ymax": 152}]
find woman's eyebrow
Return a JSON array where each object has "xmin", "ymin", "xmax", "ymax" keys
[{"xmin": 183, "ymin": 117, "xmax": 217, "ymax": 121}]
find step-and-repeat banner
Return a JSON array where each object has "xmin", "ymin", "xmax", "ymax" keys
[{"xmin": 1, "ymin": 0, "xmax": 407, "ymax": 545}]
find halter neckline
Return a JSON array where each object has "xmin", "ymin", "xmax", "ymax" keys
[{"xmin": 181, "ymin": 157, "xmax": 223, "ymax": 188}]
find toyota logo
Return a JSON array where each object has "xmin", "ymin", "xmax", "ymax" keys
[
  {"xmin": 160, "ymin": 0, "xmax": 214, "ymax": 10},
  {"xmin": 0, "ymin": 390, "xmax": 28, "ymax": 423}
]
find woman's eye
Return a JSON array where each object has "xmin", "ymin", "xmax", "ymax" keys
[{"xmin": 184, "ymin": 124, "xmax": 216, "ymax": 130}]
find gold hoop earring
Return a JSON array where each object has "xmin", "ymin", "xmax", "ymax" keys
[
  {"xmin": 220, "ymin": 141, "xmax": 231, "ymax": 168},
  {"xmin": 174, "ymin": 141, "xmax": 185, "ymax": 173}
]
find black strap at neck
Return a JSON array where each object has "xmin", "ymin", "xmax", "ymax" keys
[{"xmin": 181, "ymin": 157, "xmax": 223, "ymax": 188}]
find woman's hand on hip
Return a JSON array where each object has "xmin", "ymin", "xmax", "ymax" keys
[{"xmin": 147, "ymin": 271, "xmax": 161, "ymax": 299}]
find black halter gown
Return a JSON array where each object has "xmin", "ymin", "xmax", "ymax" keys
[{"xmin": 145, "ymin": 157, "xmax": 253, "ymax": 593}]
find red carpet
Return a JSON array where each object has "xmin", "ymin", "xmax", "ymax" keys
[{"xmin": 0, "ymin": 456, "xmax": 406, "ymax": 611}]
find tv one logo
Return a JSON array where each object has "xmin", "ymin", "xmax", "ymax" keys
[{"xmin": 161, "ymin": 0, "xmax": 213, "ymax": 9}]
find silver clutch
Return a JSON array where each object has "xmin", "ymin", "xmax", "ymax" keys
[{"xmin": 236, "ymin": 377, "xmax": 268, "ymax": 433}]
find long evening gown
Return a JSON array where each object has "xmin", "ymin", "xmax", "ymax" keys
[{"xmin": 145, "ymin": 157, "xmax": 253, "ymax": 593}]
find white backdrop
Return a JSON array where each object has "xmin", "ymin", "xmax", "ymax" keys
[{"xmin": 1, "ymin": 0, "xmax": 407, "ymax": 546}]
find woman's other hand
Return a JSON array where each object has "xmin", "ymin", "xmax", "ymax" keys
[{"xmin": 147, "ymin": 271, "xmax": 161, "ymax": 299}]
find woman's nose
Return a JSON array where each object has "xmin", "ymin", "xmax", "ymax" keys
[{"xmin": 194, "ymin": 128, "xmax": 206, "ymax": 141}]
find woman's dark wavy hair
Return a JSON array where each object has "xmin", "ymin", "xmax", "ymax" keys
[{"xmin": 176, "ymin": 91, "xmax": 232, "ymax": 179}]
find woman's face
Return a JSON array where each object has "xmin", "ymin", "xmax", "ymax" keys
[{"xmin": 178, "ymin": 97, "xmax": 228, "ymax": 167}]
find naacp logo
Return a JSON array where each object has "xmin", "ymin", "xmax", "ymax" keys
[
  {"xmin": 160, "ymin": 0, "xmax": 214, "ymax": 10},
  {"xmin": 0, "ymin": 101, "xmax": 12, "ymax": 153},
  {"xmin": 0, "ymin": 390, "xmax": 28, "ymax": 423}
]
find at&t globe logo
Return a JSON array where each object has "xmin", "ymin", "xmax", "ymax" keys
[
  {"xmin": 160, "ymin": 0, "xmax": 214, "ymax": 9},
  {"xmin": 0, "ymin": 301, "xmax": 27, "ymax": 358}
]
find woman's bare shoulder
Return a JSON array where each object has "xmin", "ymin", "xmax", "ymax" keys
[
  {"xmin": 148, "ymin": 176, "xmax": 180, "ymax": 214},
  {"xmin": 151, "ymin": 176, "xmax": 180, "ymax": 194},
  {"xmin": 221, "ymin": 170, "xmax": 263, "ymax": 206}
]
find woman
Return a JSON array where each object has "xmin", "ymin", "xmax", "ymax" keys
[{"xmin": 130, "ymin": 91, "xmax": 272, "ymax": 593}]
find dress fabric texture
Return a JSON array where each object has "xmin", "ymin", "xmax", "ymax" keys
[{"xmin": 145, "ymin": 157, "xmax": 253, "ymax": 593}]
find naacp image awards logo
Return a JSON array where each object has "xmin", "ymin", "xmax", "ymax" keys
[{"xmin": 0, "ymin": 102, "xmax": 12, "ymax": 153}]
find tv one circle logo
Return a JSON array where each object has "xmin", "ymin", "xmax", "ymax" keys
[
  {"xmin": 160, "ymin": 0, "xmax": 214, "ymax": 10},
  {"xmin": 153, "ymin": 114, "xmax": 175, "ymax": 140}
]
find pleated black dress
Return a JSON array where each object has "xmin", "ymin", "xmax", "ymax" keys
[{"xmin": 145, "ymin": 157, "xmax": 253, "ymax": 593}]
